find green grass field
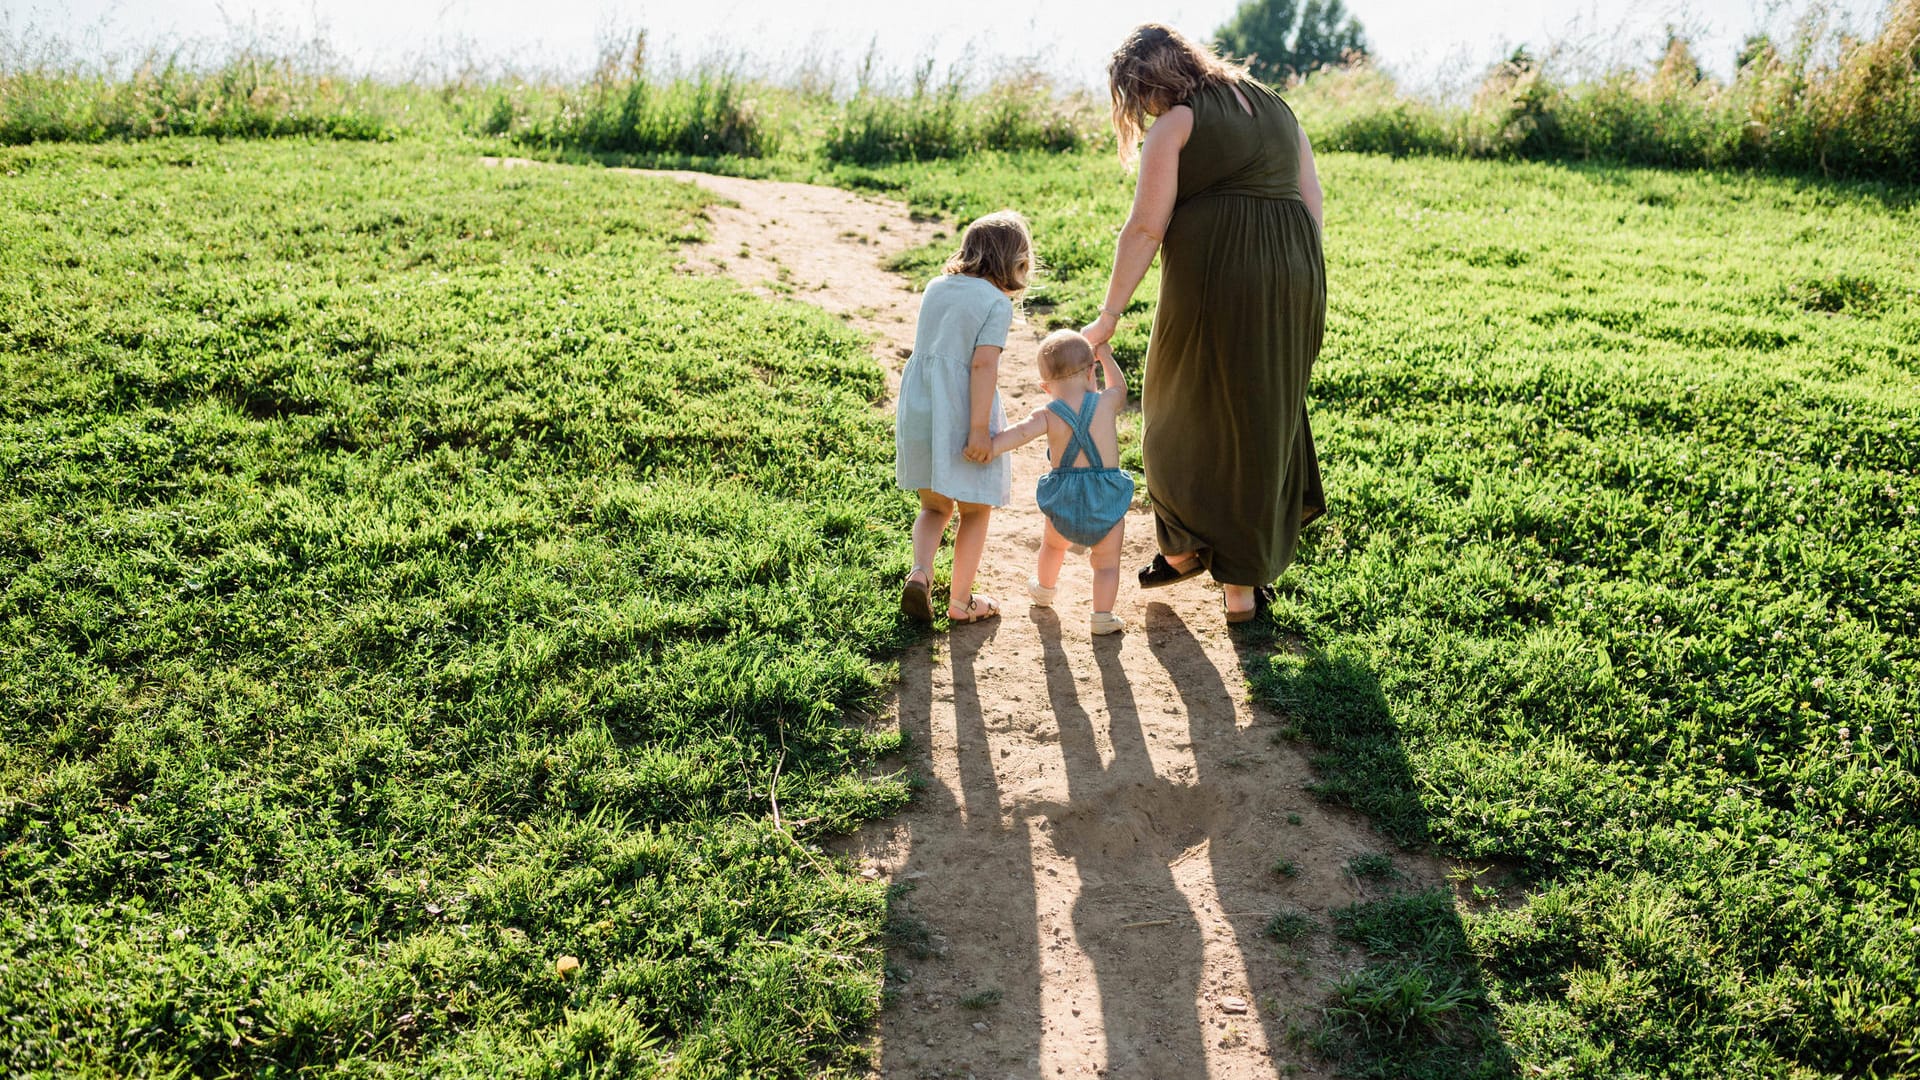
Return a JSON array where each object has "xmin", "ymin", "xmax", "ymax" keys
[
  {"xmin": 853, "ymin": 150, "xmax": 1920, "ymax": 1076},
  {"xmin": 2, "ymin": 130, "xmax": 1917, "ymax": 1077},
  {"xmin": 0, "ymin": 139, "xmax": 915, "ymax": 1076}
]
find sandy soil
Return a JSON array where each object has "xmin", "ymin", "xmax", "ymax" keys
[{"xmin": 486, "ymin": 158, "xmax": 1453, "ymax": 1079}]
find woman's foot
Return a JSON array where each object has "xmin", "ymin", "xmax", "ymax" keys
[
  {"xmin": 901, "ymin": 566, "xmax": 934, "ymax": 622},
  {"xmin": 948, "ymin": 595, "xmax": 1000, "ymax": 624},
  {"xmin": 1139, "ymin": 551, "xmax": 1207, "ymax": 589},
  {"xmin": 1223, "ymin": 584, "xmax": 1258, "ymax": 624}
]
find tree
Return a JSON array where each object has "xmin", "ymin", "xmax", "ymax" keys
[
  {"xmin": 1655, "ymin": 25, "xmax": 1705, "ymax": 88},
  {"xmin": 1214, "ymin": 0, "xmax": 1368, "ymax": 83}
]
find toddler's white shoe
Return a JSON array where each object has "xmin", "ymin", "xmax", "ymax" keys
[
  {"xmin": 1091, "ymin": 612, "xmax": 1126, "ymax": 636},
  {"xmin": 1028, "ymin": 576, "xmax": 1056, "ymax": 607}
]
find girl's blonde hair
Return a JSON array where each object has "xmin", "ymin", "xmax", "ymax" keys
[
  {"xmin": 1107, "ymin": 23, "xmax": 1250, "ymax": 164},
  {"xmin": 944, "ymin": 210, "xmax": 1035, "ymax": 296}
]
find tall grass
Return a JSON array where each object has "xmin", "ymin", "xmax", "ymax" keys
[
  {"xmin": 1293, "ymin": 0, "xmax": 1920, "ymax": 181},
  {"xmin": 9, "ymin": 3, "xmax": 1912, "ymax": 181},
  {"xmin": 824, "ymin": 63, "xmax": 1103, "ymax": 165},
  {"xmin": 0, "ymin": 25, "xmax": 397, "ymax": 143},
  {"xmin": 504, "ymin": 33, "xmax": 787, "ymax": 158}
]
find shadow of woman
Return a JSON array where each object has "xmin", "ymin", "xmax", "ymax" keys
[
  {"xmin": 1146, "ymin": 602, "xmax": 1519, "ymax": 1078},
  {"xmin": 1030, "ymin": 607, "xmax": 1210, "ymax": 1077}
]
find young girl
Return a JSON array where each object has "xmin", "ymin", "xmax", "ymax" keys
[
  {"xmin": 895, "ymin": 210, "xmax": 1034, "ymax": 624},
  {"xmin": 992, "ymin": 330, "xmax": 1134, "ymax": 635}
]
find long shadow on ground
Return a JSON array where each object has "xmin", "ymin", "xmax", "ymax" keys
[
  {"xmin": 1033, "ymin": 607, "xmax": 1210, "ymax": 1073},
  {"xmin": 1219, "ymin": 613, "xmax": 1519, "ymax": 1080},
  {"xmin": 882, "ymin": 623, "xmax": 1045, "ymax": 1074}
]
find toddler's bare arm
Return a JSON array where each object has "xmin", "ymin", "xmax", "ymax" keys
[
  {"xmin": 1096, "ymin": 344, "xmax": 1127, "ymax": 405},
  {"xmin": 991, "ymin": 409, "xmax": 1049, "ymax": 457}
]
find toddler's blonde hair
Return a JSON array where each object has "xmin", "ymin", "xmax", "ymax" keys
[
  {"xmin": 1037, "ymin": 329, "xmax": 1096, "ymax": 382},
  {"xmin": 944, "ymin": 210, "xmax": 1035, "ymax": 296}
]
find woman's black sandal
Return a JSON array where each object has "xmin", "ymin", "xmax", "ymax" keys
[{"xmin": 1139, "ymin": 552, "xmax": 1207, "ymax": 589}]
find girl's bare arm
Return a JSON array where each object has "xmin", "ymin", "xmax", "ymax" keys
[{"xmin": 962, "ymin": 344, "xmax": 1002, "ymax": 463}]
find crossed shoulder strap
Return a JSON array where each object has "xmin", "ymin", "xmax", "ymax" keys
[{"xmin": 1045, "ymin": 394, "xmax": 1105, "ymax": 469}]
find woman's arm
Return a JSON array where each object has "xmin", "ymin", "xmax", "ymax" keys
[
  {"xmin": 1297, "ymin": 124, "xmax": 1324, "ymax": 233},
  {"xmin": 961, "ymin": 344, "xmax": 1002, "ymax": 463},
  {"xmin": 990, "ymin": 409, "xmax": 1049, "ymax": 456},
  {"xmin": 1083, "ymin": 106, "xmax": 1191, "ymax": 348}
]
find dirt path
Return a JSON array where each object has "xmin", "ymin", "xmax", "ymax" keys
[{"xmin": 490, "ymin": 159, "xmax": 1452, "ymax": 1079}]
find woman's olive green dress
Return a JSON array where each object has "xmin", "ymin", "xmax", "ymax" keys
[{"xmin": 1143, "ymin": 76, "xmax": 1326, "ymax": 586}]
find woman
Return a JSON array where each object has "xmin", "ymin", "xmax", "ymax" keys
[{"xmin": 1081, "ymin": 23, "xmax": 1326, "ymax": 623}]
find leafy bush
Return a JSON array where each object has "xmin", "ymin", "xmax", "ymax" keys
[
  {"xmin": 0, "ymin": 48, "xmax": 393, "ymax": 144},
  {"xmin": 526, "ymin": 72, "xmax": 781, "ymax": 158},
  {"xmin": 824, "ymin": 69, "xmax": 1101, "ymax": 166},
  {"xmin": 1293, "ymin": 0, "xmax": 1920, "ymax": 181}
]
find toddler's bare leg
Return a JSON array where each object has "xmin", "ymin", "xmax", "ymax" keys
[
  {"xmin": 911, "ymin": 489, "xmax": 954, "ymax": 582},
  {"xmin": 948, "ymin": 501, "xmax": 996, "ymax": 616},
  {"xmin": 1036, "ymin": 519, "xmax": 1071, "ymax": 590},
  {"xmin": 1090, "ymin": 520, "xmax": 1126, "ymax": 614}
]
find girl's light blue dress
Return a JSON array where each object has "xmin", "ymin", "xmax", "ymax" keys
[{"xmin": 894, "ymin": 274, "xmax": 1014, "ymax": 507}]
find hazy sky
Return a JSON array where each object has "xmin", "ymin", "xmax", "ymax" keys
[{"xmin": 8, "ymin": 0, "xmax": 1893, "ymax": 91}]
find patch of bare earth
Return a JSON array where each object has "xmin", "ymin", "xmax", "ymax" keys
[{"xmin": 488, "ymin": 158, "xmax": 1457, "ymax": 1080}]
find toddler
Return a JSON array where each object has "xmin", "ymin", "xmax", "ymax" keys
[
  {"xmin": 992, "ymin": 330, "xmax": 1134, "ymax": 635},
  {"xmin": 894, "ymin": 210, "xmax": 1034, "ymax": 624}
]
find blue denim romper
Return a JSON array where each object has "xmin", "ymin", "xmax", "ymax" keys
[{"xmin": 1034, "ymin": 394, "xmax": 1135, "ymax": 548}]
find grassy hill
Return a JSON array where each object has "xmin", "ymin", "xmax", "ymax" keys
[{"xmin": 1, "ymin": 115, "xmax": 1916, "ymax": 1078}]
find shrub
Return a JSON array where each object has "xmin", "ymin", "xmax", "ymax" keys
[
  {"xmin": 0, "ymin": 48, "xmax": 393, "ymax": 144},
  {"xmin": 1290, "ymin": 0, "xmax": 1920, "ymax": 182},
  {"xmin": 520, "ymin": 35, "xmax": 782, "ymax": 159},
  {"xmin": 824, "ymin": 66, "xmax": 1103, "ymax": 165}
]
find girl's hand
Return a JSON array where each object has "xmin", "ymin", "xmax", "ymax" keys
[
  {"xmin": 1081, "ymin": 310, "xmax": 1119, "ymax": 348},
  {"xmin": 963, "ymin": 428, "xmax": 993, "ymax": 463}
]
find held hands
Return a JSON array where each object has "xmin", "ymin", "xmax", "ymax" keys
[
  {"xmin": 1080, "ymin": 309, "xmax": 1120, "ymax": 348},
  {"xmin": 963, "ymin": 427, "xmax": 994, "ymax": 464}
]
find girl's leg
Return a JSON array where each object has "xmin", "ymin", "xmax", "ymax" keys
[
  {"xmin": 1035, "ymin": 519, "xmax": 1071, "ymax": 591},
  {"xmin": 911, "ymin": 490, "xmax": 955, "ymax": 584},
  {"xmin": 948, "ymin": 501, "xmax": 997, "ymax": 618},
  {"xmin": 1089, "ymin": 520, "xmax": 1126, "ymax": 614}
]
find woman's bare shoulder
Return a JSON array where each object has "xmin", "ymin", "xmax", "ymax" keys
[{"xmin": 1145, "ymin": 105, "xmax": 1194, "ymax": 146}]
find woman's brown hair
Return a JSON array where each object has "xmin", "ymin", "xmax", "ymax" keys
[
  {"xmin": 1107, "ymin": 23, "xmax": 1250, "ymax": 164},
  {"xmin": 943, "ymin": 209, "xmax": 1035, "ymax": 296}
]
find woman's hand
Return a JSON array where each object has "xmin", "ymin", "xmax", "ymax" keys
[{"xmin": 1081, "ymin": 310, "xmax": 1120, "ymax": 348}]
